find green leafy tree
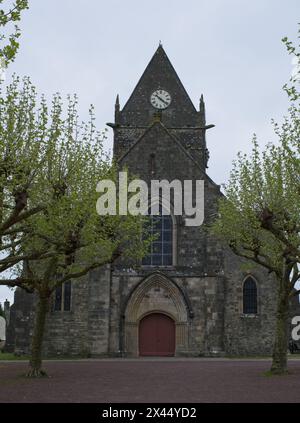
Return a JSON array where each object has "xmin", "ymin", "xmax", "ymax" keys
[
  {"xmin": 0, "ymin": 77, "xmax": 151, "ymax": 377},
  {"xmin": 211, "ymin": 30, "xmax": 300, "ymax": 375},
  {"xmin": 0, "ymin": 0, "xmax": 28, "ymax": 66},
  {"xmin": 0, "ymin": 77, "xmax": 54, "ymax": 276}
]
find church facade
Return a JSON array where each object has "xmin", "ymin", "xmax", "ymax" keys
[{"xmin": 7, "ymin": 46, "xmax": 280, "ymax": 357}]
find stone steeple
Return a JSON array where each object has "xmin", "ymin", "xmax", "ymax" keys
[
  {"xmin": 119, "ymin": 44, "xmax": 199, "ymax": 127},
  {"xmin": 110, "ymin": 45, "xmax": 214, "ymax": 169}
]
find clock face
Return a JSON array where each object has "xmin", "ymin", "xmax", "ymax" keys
[{"xmin": 150, "ymin": 89, "xmax": 171, "ymax": 109}]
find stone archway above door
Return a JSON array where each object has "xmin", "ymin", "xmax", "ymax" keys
[{"xmin": 124, "ymin": 272, "xmax": 190, "ymax": 356}]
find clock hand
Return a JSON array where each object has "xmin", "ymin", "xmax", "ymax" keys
[{"xmin": 155, "ymin": 94, "xmax": 168, "ymax": 105}]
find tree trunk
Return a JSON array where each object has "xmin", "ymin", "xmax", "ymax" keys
[
  {"xmin": 27, "ymin": 294, "xmax": 49, "ymax": 377},
  {"xmin": 270, "ymin": 277, "xmax": 290, "ymax": 375}
]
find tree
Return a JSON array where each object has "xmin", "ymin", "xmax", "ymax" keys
[
  {"xmin": 0, "ymin": 76, "xmax": 151, "ymax": 377},
  {"xmin": 0, "ymin": 76, "xmax": 54, "ymax": 277},
  {"xmin": 0, "ymin": 302, "xmax": 5, "ymax": 318},
  {"xmin": 211, "ymin": 30, "xmax": 300, "ymax": 375},
  {"xmin": 0, "ymin": 0, "xmax": 29, "ymax": 67}
]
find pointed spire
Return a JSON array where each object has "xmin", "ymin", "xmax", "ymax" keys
[
  {"xmin": 121, "ymin": 44, "xmax": 198, "ymax": 122},
  {"xmin": 199, "ymin": 94, "xmax": 205, "ymax": 113},
  {"xmin": 115, "ymin": 94, "xmax": 120, "ymax": 111},
  {"xmin": 115, "ymin": 94, "xmax": 120, "ymax": 123},
  {"xmin": 199, "ymin": 94, "xmax": 206, "ymax": 125}
]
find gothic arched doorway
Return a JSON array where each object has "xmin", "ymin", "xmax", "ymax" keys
[
  {"xmin": 139, "ymin": 313, "xmax": 175, "ymax": 356},
  {"xmin": 123, "ymin": 272, "xmax": 191, "ymax": 356}
]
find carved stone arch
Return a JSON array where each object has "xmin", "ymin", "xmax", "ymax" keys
[{"xmin": 123, "ymin": 272, "xmax": 190, "ymax": 356}]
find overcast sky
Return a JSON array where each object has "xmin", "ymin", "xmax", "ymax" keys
[{"xmin": 0, "ymin": 0, "xmax": 299, "ymax": 305}]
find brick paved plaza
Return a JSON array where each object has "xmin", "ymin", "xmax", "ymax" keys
[{"xmin": 1, "ymin": 358, "xmax": 300, "ymax": 403}]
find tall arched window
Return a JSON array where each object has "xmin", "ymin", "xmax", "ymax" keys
[
  {"xmin": 142, "ymin": 205, "xmax": 173, "ymax": 266},
  {"xmin": 243, "ymin": 277, "xmax": 257, "ymax": 314}
]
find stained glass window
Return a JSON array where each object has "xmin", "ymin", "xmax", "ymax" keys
[{"xmin": 142, "ymin": 205, "xmax": 173, "ymax": 266}]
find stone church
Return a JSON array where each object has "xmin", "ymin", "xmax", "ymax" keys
[{"xmin": 7, "ymin": 45, "xmax": 282, "ymax": 357}]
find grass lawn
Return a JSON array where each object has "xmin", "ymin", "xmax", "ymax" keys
[
  {"xmin": 0, "ymin": 352, "xmax": 29, "ymax": 360},
  {"xmin": 0, "ymin": 352, "xmax": 86, "ymax": 361},
  {"xmin": 227, "ymin": 353, "xmax": 300, "ymax": 359},
  {"xmin": 1, "ymin": 352, "xmax": 300, "ymax": 361}
]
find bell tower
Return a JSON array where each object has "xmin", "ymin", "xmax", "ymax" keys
[{"xmin": 107, "ymin": 44, "xmax": 214, "ymax": 169}]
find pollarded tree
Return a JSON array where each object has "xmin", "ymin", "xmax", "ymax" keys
[
  {"xmin": 212, "ymin": 31, "xmax": 300, "ymax": 375},
  {"xmin": 0, "ymin": 76, "xmax": 54, "ymax": 276},
  {"xmin": 0, "ymin": 77, "xmax": 151, "ymax": 377}
]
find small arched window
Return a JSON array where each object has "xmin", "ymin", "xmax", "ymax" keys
[
  {"xmin": 243, "ymin": 277, "xmax": 257, "ymax": 314},
  {"xmin": 142, "ymin": 204, "xmax": 173, "ymax": 266}
]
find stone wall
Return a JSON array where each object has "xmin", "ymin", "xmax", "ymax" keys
[
  {"xmin": 5, "ymin": 288, "xmax": 34, "ymax": 354},
  {"xmin": 223, "ymin": 248, "xmax": 277, "ymax": 356},
  {"xmin": 42, "ymin": 265, "xmax": 111, "ymax": 357},
  {"xmin": 107, "ymin": 268, "xmax": 226, "ymax": 357}
]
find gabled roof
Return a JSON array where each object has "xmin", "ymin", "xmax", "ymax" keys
[{"xmin": 117, "ymin": 120, "xmax": 219, "ymax": 188}]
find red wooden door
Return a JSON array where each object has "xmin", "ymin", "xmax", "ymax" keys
[{"xmin": 139, "ymin": 313, "xmax": 175, "ymax": 356}]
